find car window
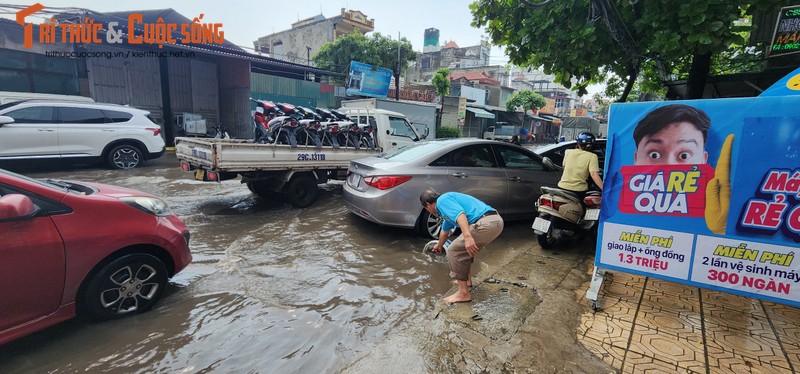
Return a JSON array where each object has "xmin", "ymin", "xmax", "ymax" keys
[
  {"xmin": 3, "ymin": 106, "xmax": 55, "ymax": 123},
  {"xmin": 497, "ymin": 146, "xmax": 545, "ymax": 171},
  {"xmin": 388, "ymin": 116, "xmax": 417, "ymax": 139},
  {"xmin": 58, "ymin": 107, "xmax": 106, "ymax": 124},
  {"xmin": 357, "ymin": 116, "xmax": 377, "ymax": 127},
  {"xmin": 432, "ymin": 145, "xmax": 497, "ymax": 168},
  {"xmin": 103, "ymin": 110, "xmax": 133, "ymax": 123}
]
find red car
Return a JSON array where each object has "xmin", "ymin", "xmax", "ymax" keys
[{"xmin": 0, "ymin": 168, "xmax": 191, "ymax": 345}]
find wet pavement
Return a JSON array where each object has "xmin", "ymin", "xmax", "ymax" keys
[{"xmin": 1, "ymin": 153, "xmax": 799, "ymax": 373}]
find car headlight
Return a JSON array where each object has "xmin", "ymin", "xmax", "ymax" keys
[{"xmin": 121, "ymin": 197, "xmax": 172, "ymax": 216}]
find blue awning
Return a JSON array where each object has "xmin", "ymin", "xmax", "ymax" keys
[{"xmin": 466, "ymin": 107, "xmax": 495, "ymax": 119}]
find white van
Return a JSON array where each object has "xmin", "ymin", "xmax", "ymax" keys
[{"xmin": 0, "ymin": 91, "xmax": 94, "ymax": 105}]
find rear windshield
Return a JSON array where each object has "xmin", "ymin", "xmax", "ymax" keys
[{"xmin": 378, "ymin": 142, "xmax": 443, "ymax": 162}]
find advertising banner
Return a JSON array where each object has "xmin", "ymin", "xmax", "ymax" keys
[
  {"xmin": 598, "ymin": 96, "xmax": 800, "ymax": 307},
  {"xmin": 345, "ymin": 61, "xmax": 392, "ymax": 98}
]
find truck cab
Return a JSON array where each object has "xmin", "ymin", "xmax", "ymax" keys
[{"xmin": 340, "ymin": 108, "xmax": 424, "ymax": 151}]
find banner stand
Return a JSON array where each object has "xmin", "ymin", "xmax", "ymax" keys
[{"xmin": 584, "ymin": 266, "xmax": 609, "ymax": 310}]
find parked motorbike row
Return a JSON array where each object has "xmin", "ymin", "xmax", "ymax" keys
[{"xmin": 249, "ymin": 98, "xmax": 377, "ymax": 150}]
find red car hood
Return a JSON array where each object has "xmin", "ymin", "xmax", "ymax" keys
[{"xmin": 77, "ymin": 181, "xmax": 156, "ymax": 199}]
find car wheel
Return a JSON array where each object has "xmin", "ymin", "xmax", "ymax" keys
[
  {"xmin": 81, "ymin": 253, "xmax": 168, "ymax": 320},
  {"xmin": 284, "ymin": 174, "xmax": 318, "ymax": 208},
  {"xmin": 417, "ymin": 209, "xmax": 442, "ymax": 239},
  {"xmin": 107, "ymin": 144, "xmax": 143, "ymax": 169}
]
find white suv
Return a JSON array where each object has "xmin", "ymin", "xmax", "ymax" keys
[{"xmin": 0, "ymin": 100, "xmax": 165, "ymax": 169}]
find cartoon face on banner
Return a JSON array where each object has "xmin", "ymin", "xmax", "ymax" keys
[{"xmin": 599, "ymin": 96, "xmax": 800, "ymax": 307}]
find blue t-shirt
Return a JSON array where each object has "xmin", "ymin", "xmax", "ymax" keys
[{"xmin": 436, "ymin": 192, "xmax": 495, "ymax": 231}]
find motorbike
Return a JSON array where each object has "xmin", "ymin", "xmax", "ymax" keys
[
  {"xmin": 532, "ymin": 187, "xmax": 602, "ymax": 249},
  {"xmin": 250, "ymin": 98, "xmax": 283, "ymax": 144}
]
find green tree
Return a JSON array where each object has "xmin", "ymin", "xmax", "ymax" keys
[
  {"xmin": 313, "ymin": 31, "xmax": 416, "ymax": 94},
  {"xmin": 432, "ymin": 68, "xmax": 451, "ymax": 128},
  {"xmin": 506, "ymin": 89, "xmax": 547, "ymax": 114},
  {"xmin": 471, "ymin": 0, "xmax": 788, "ymax": 101}
]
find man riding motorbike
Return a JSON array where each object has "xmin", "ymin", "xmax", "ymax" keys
[{"xmin": 558, "ymin": 132, "xmax": 604, "ymax": 199}]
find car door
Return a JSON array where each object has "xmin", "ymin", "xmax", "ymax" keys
[
  {"xmin": 439, "ymin": 144, "xmax": 508, "ymax": 212},
  {"xmin": 495, "ymin": 144, "xmax": 562, "ymax": 219},
  {"xmin": 0, "ymin": 187, "xmax": 66, "ymax": 331},
  {"xmin": 0, "ymin": 105, "xmax": 58, "ymax": 157},
  {"xmin": 56, "ymin": 106, "xmax": 109, "ymax": 157}
]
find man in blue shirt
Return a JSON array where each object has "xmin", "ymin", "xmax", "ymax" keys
[{"xmin": 420, "ymin": 189, "xmax": 504, "ymax": 304}]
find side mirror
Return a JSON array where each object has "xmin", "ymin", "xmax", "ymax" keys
[
  {"xmin": 542, "ymin": 157, "xmax": 560, "ymax": 172},
  {"xmin": 0, "ymin": 115, "xmax": 14, "ymax": 127},
  {"xmin": 0, "ymin": 194, "xmax": 40, "ymax": 222},
  {"xmin": 422, "ymin": 127, "xmax": 430, "ymax": 139}
]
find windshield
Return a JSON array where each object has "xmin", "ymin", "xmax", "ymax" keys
[
  {"xmin": 1, "ymin": 168, "xmax": 93, "ymax": 194},
  {"xmin": 378, "ymin": 141, "xmax": 442, "ymax": 162},
  {"xmin": 388, "ymin": 116, "xmax": 419, "ymax": 140}
]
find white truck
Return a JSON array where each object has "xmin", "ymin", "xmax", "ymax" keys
[
  {"xmin": 483, "ymin": 122, "xmax": 521, "ymax": 142},
  {"xmin": 175, "ymin": 108, "xmax": 424, "ymax": 208},
  {"xmin": 340, "ymin": 98, "xmax": 437, "ymax": 139}
]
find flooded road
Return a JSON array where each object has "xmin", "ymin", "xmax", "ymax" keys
[{"xmin": 0, "ymin": 155, "xmax": 545, "ymax": 373}]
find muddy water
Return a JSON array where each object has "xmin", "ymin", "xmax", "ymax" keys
[{"xmin": 0, "ymin": 157, "xmax": 538, "ymax": 373}]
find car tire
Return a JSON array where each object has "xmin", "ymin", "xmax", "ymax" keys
[
  {"xmin": 417, "ymin": 209, "xmax": 442, "ymax": 239},
  {"xmin": 284, "ymin": 174, "xmax": 318, "ymax": 208},
  {"xmin": 81, "ymin": 253, "xmax": 168, "ymax": 320},
  {"xmin": 107, "ymin": 144, "xmax": 143, "ymax": 169}
]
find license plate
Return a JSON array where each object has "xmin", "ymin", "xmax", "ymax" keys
[
  {"xmin": 194, "ymin": 169, "xmax": 205, "ymax": 181},
  {"xmin": 347, "ymin": 173, "xmax": 361, "ymax": 188},
  {"xmin": 532, "ymin": 217, "xmax": 551, "ymax": 233},
  {"xmin": 584, "ymin": 209, "xmax": 600, "ymax": 221}
]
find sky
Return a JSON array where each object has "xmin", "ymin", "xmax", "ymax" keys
[
  {"xmin": 0, "ymin": 0, "xmax": 601, "ymax": 96},
  {"xmin": 2, "ymin": 0, "xmax": 505, "ymax": 59}
]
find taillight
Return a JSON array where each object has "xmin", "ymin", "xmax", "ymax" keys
[
  {"xmin": 584, "ymin": 196, "xmax": 602, "ymax": 208},
  {"xmin": 331, "ymin": 125, "xmax": 340, "ymax": 133},
  {"xmin": 364, "ymin": 176, "xmax": 412, "ymax": 190},
  {"xmin": 539, "ymin": 196, "xmax": 565, "ymax": 210},
  {"xmin": 146, "ymin": 127, "xmax": 161, "ymax": 136}
]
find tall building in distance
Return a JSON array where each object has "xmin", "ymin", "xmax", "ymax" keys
[
  {"xmin": 413, "ymin": 27, "xmax": 492, "ymax": 82},
  {"xmin": 253, "ymin": 8, "xmax": 374, "ymax": 65},
  {"xmin": 423, "ymin": 28, "xmax": 440, "ymax": 53}
]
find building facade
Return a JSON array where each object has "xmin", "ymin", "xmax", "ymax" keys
[{"xmin": 253, "ymin": 9, "xmax": 374, "ymax": 65}]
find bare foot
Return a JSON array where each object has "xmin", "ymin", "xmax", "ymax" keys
[
  {"xmin": 444, "ymin": 292, "xmax": 472, "ymax": 304},
  {"xmin": 451, "ymin": 280, "xmax": 473, "ymax": 287}
]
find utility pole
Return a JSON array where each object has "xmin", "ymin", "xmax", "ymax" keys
[
  {"xmin": 306, "ymin": 46, "xmax": 311, "ymax": 66},
  {"xmin": 395, "ymin": 32, "xmax": 401, "ymax": 101}
]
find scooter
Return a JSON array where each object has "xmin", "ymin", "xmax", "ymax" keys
[
  {"xmin": 250, "ymin": 98, "xmax": 283, "ymax": 143},
  {"xmin": 532, "ymin": 187, "xmax": 602, "ymax": 249}
]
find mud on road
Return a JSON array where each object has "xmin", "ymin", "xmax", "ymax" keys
[{"xmin": 0, "ymin": 155, "xmax": 610, "ymax": 373}]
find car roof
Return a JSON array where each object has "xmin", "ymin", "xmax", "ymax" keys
[
  {"xmin": 534, "ymin": 138, "xmax": 607, "ymax": 155},
  {"xmin": 0, "ymin": 100, "xmax": 149, "ymax": 114}
]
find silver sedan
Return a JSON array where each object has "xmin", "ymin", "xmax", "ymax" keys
[{"xmin": 343, "ymin": 138, "xmax": 562, "ymax": 238}]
